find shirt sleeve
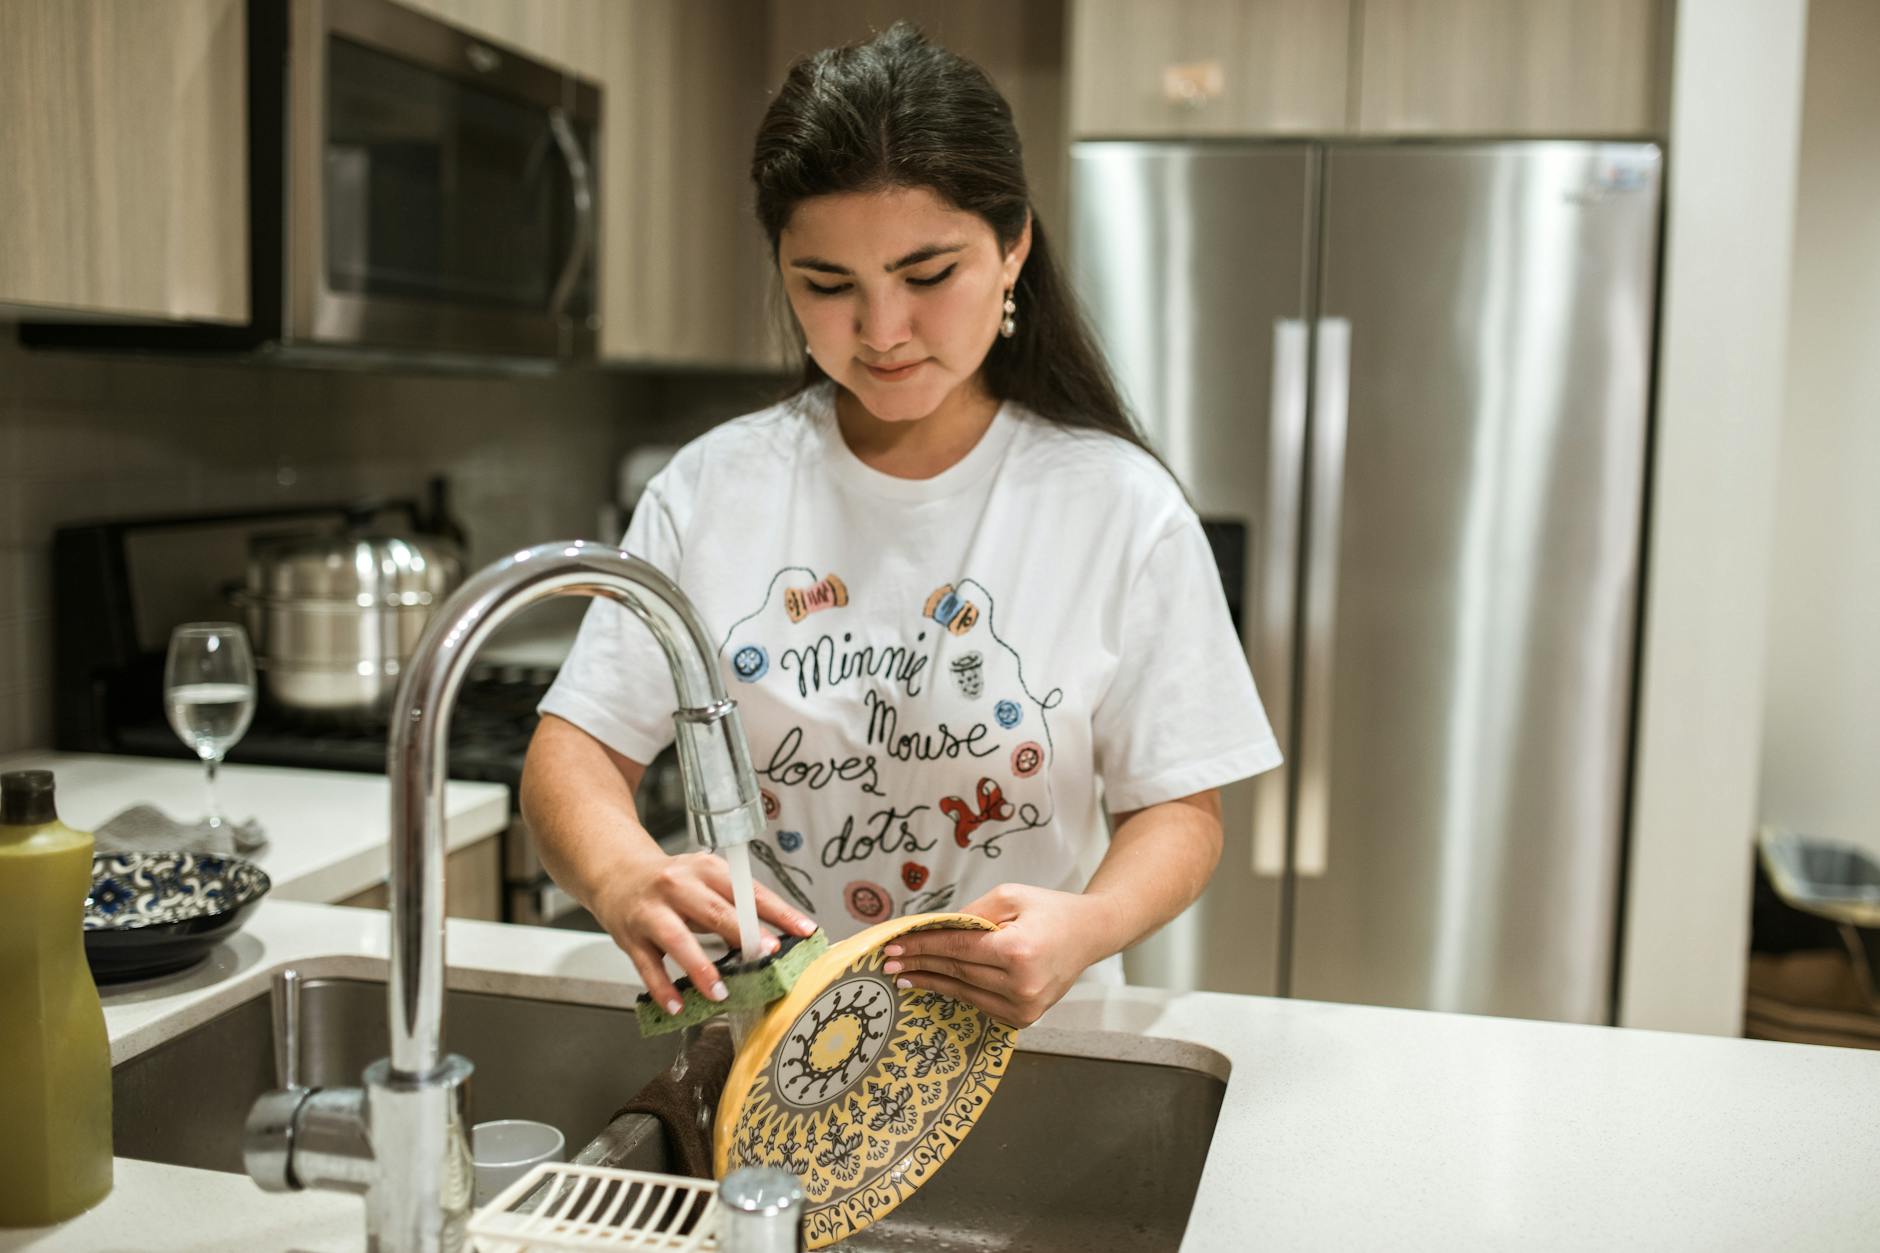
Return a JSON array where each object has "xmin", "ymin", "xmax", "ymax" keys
[
  {"xmin": 1091, "ymin": 515, "xmax": 1283, "ymax": 813},
  {"xmin": 536, "ymin": 482, "xmax": 686, "ymax": 764}
]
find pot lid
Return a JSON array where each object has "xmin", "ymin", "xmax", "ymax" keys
[{"xmin": 248, "ymin": 533, "xmax": 463, "ymax": 605}]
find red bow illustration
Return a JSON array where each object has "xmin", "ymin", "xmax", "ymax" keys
[{"xmin": 939, "ymin": 778, "xmax": 1015, "ymax": 848}]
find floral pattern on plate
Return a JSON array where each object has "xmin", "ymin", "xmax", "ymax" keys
[
  {"xmin": 84, "ymin": 851, "xmax": 271, "ymax": 931},
  {"xmin": 717, "ymin": 914, "xmax": 1017, "ymax": 1249}
]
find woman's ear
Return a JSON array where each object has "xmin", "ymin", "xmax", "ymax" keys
[{"xmin": 1003, "ymin": 211, "xmax": 1033, "ymax": 286}]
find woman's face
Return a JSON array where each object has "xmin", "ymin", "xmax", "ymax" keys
[{"xmin": 779, "ymin": 186, "xmax": 1029, "ymax": 424}]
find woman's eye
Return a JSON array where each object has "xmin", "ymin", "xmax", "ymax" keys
[
  {"xmin": 908, "ymin": 264, "xmax": 957, "ymax": 288},
  {"xmin": 805, "ymin": 280, "xmax": 851, "ymax": 296}
]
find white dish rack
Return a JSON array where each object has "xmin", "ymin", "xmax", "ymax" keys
[{"xmin": 468, "ymin": 1162, "xmax": 721, "ymax": 1252}]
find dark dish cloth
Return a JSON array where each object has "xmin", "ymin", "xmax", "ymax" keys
[
  {"xmin": 93, "ymin": 803, "xmax": 268, "ymax": 856},
  {"xmin": 613, "ymin": 1019, "xmax": 736, "ymax": 1179}
]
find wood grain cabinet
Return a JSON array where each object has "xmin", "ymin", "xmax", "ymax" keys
[
  {"xmin": 0, "ymin": 0, "xmax": 248, "ymax": 323},
  {"xmin": 1068, "ymin": 0, "xmax": 1353, "ymax": 137},
  {"xmin": 1068, "ymin": 0, "xmax": 1667, "ymax": 139},
  {"xmin": 1354, "ymin": 0, "xmax": 1667, "ymax": 135},
  {"xmin": 598, "ymin": 1, "xmax": 774, "ymax": 368}
]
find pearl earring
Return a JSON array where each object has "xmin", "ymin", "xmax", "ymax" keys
[{"xmin": 1000, "ymin": 287, "xmax": 1017, "ymax": 339}]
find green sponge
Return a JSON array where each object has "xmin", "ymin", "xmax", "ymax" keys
[{"xmin": 634, "ymin": 929, "xmax": 828, "ymax": 1037}]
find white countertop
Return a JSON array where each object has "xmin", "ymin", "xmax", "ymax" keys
[
  {"xmin": 0, "ymin": 752, "xmax": 511, "ymax": 903},
  {"xmin": 5, "ymin": 899, "xmax": 1879, "ymax": 1250}
]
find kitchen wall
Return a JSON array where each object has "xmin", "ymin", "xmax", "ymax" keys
[
  {"xmin": 0, "ymin": 331, "xmax": 784, "ymax": 755},
  {"xmin": 1759, "ymin": 0, "xmax": 1880, "ymax": 861},
  {"xmin": 1616, "ymin": 0, "xmax": 1807, "ymax": 1036}
]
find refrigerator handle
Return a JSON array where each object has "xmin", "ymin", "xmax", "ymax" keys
[
  {"xmin": 1295, "ymin": 317, "xmax": 1351, "ymax": 879},
  {"xmin": 1252, "ymin": 318, "xmax": 1309, "ymax": 877}
]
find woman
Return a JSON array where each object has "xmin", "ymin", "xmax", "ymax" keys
[{"xmin": 521, "ymin": 23, "xmax": 1280, "ymax": 1028}]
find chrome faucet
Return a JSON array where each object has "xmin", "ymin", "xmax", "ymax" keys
[{"xmin": 244, "ymin": 542, "xmax": 767, "ymax": 1251}]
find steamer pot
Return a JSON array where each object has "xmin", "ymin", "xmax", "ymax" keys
[{"xmin": 238, "ymin": 531, "xmax": 463, "ymax": 719}]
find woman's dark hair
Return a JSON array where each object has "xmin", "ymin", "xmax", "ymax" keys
[{"xmin": 751, "ymin": 21, "xmax": 1158, "ymax": 462}]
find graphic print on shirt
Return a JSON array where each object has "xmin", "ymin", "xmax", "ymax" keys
[{"xmin": 718, "ymin": 565, "xmax": 1063, "ymax": 922}]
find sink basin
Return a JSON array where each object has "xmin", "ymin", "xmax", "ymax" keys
[{"xmin": 114, "ymin": 975, "xmax": 1227, "ymax": 1250}]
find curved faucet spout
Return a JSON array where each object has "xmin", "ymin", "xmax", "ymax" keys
[
  {"xmin": 375, "ymin": 541, "xmax": 763, "ymax": 1249},
  {"xmin": 387, "ymin": 540, "xmax": 764, "ymax": 1076}
]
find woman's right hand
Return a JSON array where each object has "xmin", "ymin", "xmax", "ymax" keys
[{"xmin": 590, "ymin": 847, "xmax": 820, "ymax": 1015}]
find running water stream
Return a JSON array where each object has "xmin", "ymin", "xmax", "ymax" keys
[
  {"xmin": 724, "ymin": 842, "xmax": 765, "ymax": 1052},
  {"xmin": 725, "ymin": 842, "xmax": 763, "ymax": 964}
]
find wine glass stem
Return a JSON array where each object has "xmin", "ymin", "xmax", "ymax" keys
[{"xmin": 203, "ymin": 755, "xmax": 224, "ymax": 829}]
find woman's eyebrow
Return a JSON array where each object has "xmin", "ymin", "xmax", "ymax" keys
[{"xmin": 787, "ymin": 243, "xmax": 967, "ymax": 274}]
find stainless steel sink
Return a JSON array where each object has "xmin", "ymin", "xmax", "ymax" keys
[{"xmin": 114, "ymin": 977, "xmax": 1226, "ymax": 1250}]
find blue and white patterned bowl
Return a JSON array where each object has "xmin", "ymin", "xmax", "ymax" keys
[{"xmin": 84, "ymin": 851, "xmax": 272, "ymax": 983}]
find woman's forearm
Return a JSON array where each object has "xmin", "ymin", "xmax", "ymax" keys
[
  {"xmin": 519, "ymin": 714, "xmax": 663, "ymax": 914},
  {"xmin": 1082, "ymin": 789, "xmax": 1224, "ymax": 960}
]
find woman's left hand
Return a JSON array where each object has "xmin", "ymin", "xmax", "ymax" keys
[{"xmin": 882, "ymin": 883, "xmax": 1114, "ymax": 1027}]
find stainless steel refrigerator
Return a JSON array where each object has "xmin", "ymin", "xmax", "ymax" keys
[{"xmin": 1070, "ymin": 142, "xmax": 1663, "ymax": 1023}]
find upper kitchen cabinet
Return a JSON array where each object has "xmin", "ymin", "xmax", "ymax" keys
[
  {"xmin": 0, "ymin": 0, "xmax": 247, "ymax": 323},
  {"xmin": 392, "ymin": 0, "xmax": 608, "ymax": 83},
  {"xmin": 601, "ymin": 1, "xmax": 774, "ymax": 368},
  {"xmin": 1354, "ymin": 0, "xmax": 1669, "ymax": 135},
  {"xmin": 1067, "ymin": 0, "xmax": 1352, "ymax": 137}
]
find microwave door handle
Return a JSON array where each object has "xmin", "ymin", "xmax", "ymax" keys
[{"xmin": 547, "ymin": 106, "xmax": 595, "ymax": 322}]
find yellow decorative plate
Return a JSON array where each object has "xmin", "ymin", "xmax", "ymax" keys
[{"xmin": 712, "ymin": 912, "xmax": 1019, "ymax": 1249}]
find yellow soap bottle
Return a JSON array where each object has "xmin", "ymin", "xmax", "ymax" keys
[{"xmin": 0, "ymin": 769, "xmax": 113, "ymax": 1226}]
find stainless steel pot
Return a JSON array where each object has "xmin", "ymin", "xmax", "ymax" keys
[{"xmin": 239, "ymin": 531, "xmax": 464, "ymax": 719}]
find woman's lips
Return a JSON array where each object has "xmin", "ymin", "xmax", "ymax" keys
[{"xmin": 862, "ymin": 358, "xmax": 928, "ymax": 381}]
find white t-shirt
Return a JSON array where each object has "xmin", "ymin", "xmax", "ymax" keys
[{"xmin": 540, "ymin": 383, "xmax": 1282, "ymax": 978}]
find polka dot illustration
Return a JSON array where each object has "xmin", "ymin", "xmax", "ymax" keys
[
  {"xmin": 844, "ymin": 880, "xmax": 893, "ymax": 924},
  {"xmin": 994, "ymin": 700, "xmax": 1022, "ymax": 729},
  {"xmin": 777, "ymin": 830, "xmax": 803, "ymax": 853},
  {"xmin": 732, "ymin": 644, "xmax": 769, "ymax": 682},
  {"xmin": 1011, "ymin": 742, "xmax": 1044, "ymax": 779}
]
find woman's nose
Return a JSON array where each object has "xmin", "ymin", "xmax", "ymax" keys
[{"xmin": 855, "ymin": 292, "xmax": 912, "ymax": 353}]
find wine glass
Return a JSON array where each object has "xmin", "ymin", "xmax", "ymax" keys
[{"xmin": 163, "ymin": 622, "xmax": 257, "ymax": 832}]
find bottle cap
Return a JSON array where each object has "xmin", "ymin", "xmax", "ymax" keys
[{"xmin": 1, "ymin": 769, "xmax": 58, "ymax": 825}]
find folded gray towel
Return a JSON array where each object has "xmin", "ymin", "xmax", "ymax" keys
[{"xmin": 93, "ymin": 803, "xmax": 268, "ymax": 857}]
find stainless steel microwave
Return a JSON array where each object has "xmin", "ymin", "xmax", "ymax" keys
[{"xmin": 23, "ymin": 0, "xmax": 600, "ymax": 367}]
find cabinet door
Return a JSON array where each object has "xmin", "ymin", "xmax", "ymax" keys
[
  {"xmin": 0, "ymin": 0, "xmax": 246, "ymax": 323},
  {"xmin": 1068, "ymin": 0, "xmax": 1351, "ymax": 137},
  {"xmin": 599, "ymin": 1, "xmax": 774, "ymax": 367},
  {"xmin": 1356, "ymin": 0, "xmax": 1667, "ymax": 135}
]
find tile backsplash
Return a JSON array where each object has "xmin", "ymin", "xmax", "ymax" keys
[{"xmin": 0, "ymin": 330, "xmax": 787, "ymax": 754}]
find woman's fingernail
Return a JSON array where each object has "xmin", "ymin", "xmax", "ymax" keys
[
  {"xmin": 709, "ymin": 980, "xmax": 729, "ymax": 1001},
  {"xmin": 884, "ymin": 944, "xmax": 903, "ymax": 957},
  {"xmin": 895, "ymin": 978, "xmax": 912, "ymax": 990},
  {"xmin": 797, "ymin": 917, "xmax": 817, "ymax": 934},
  {"xmin": 883, "ymin": 960, "xmax": 903, "ymax": 974},
  {"xmin": 665, "ymin": 998, "xmax": 684, "ymax": 1015},
  {"xmin": 763, "ymin": 934, "xmax": 780, "ymax": 954}
]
